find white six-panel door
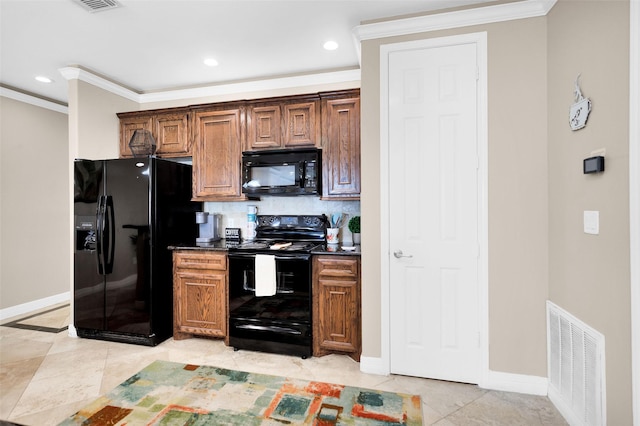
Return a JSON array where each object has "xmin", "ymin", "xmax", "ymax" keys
[{"xmin": 388, "ymin": 41, "xmax": 481, "ymax": 383}]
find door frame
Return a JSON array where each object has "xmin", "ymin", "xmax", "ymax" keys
[
  {"xmin": 379, "ymin": 32, "xmax": 489, "ymax": 383},
  {"xmin": 630, "ymin": 1, "xmax": 640, "ymax": 423}
]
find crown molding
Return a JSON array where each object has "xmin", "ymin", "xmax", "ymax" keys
[
  {"xmin": 353, "ymin": 0, "xmax": 557, "ymax": 42},
  {"xmin": 58, "ymin": 66, "xmax": 361, "ymax": 105},
  {"xmin": 139, "ymin": 69, "xmax": 361, "ymax": 103},
  {"xmin": 59, "ymin": 67, "xmax": 140, "ymax": 102},
  {"xmin": 0, "ymin": 87, "xmax": 68, "ymax": 114}
]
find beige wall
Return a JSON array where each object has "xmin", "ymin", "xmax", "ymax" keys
[
  {"xmin": 362, "ymin": 0, "xmax": 632, "ymax": 422},
  {"xmin": 547, "ymin": 1, "xmax": 631, "ymax": 424},
  {"xmin": 361, "ymin": 17, "xmax": 550, "ymax": 377},
  {"xmin": 0, "ymin": 96, "xmax": 70, "ymax": 309},
  {"xmin": 70, "ymin": 80, "xmax": 139, "ymax": 160}
]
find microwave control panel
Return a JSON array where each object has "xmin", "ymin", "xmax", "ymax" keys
[{"xmin": 304, "ymin": 161, "xmax": 317, "ymax": 189}]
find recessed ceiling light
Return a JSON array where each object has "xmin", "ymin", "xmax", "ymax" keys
[
  {"xmin": 35, "ymin": 76, "xmax": 53, "ymax": 83},
  {"xmin": 323, "ymin": 41, "xmax": 339, "ymax": 51},
  {"xmin": 203, "ymin": 58, "xmax": 219, "ymax": 67}
]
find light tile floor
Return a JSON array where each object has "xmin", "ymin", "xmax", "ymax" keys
[{"xmin": 0, "ymin": 304, "xmax": 567, "ymax": 425}]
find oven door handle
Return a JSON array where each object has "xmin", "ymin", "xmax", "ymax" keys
[
  {"xmin": 227, "ymin": 253, "xmax": 257, "ymax": 260},
  {"xmin": 234, "ymin": 324, "xmax": 302, "ymax": 335},
  {"xmin": 274, "ymin": 254, "xmax": 310, "ymax": 261}
]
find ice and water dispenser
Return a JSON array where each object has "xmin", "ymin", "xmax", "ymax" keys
[{"xmin": 75, "ymin": 215, "xmax": 96, "ymax": 252}]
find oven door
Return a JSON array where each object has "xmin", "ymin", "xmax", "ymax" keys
[
  {"xmin": 228, "ymin": 252, "xmax": 311, "ymax": 298},
  {"xmin": 227, "ymin": 252, "xmax": 312, "ymax": 357}
]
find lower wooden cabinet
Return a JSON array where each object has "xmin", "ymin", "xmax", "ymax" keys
[
  {"xmin": 173, "ymin": 251, "xmax": 227, "ymax": 340},
  {"xmin": 312, "ymin": 255, "xmax": 361, "ymax": 361}
]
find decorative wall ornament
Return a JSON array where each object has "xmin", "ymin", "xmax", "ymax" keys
[{"xmin": 569, "ymin": 74, "xmax": 592, "ymax": 131}]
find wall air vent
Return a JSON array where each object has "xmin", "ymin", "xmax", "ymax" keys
[
  {"xmin": 547, "ymin": 301, "xmax": 606, "ymax": 426},
  {"xmin": 71, "ymin": 0, "xmax": 121, "ymax": 13}
]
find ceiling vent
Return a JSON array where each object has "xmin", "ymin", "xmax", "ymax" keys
[{"xmin": 71, "ymin": 0, "xmax": 121, "ymax": 13}]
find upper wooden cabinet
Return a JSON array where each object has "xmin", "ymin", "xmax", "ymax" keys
[
  {"xmin": 116, "ymin": 89, "xmax": 360, "ymax": 200},
  {"xmin": 246, "ymin": 102, "xmax": 281, "ymax": 150},
  {"xmin": 192, "ymin": 104, "xmax": 245, "ymax": 201},
  {"xmin": 246, "ymin": 95, "xmax": 320, "ymax": 151},
  {"xmin": 118, "ymin": 114, "xmax": 152, "ymax": 158},
  {"xmin": 283, "ymin": 98, "xmax": 320, "ymax": 148},
  {"xmin": 154, "ymin": 111, "xmax": 191, "ymax": 157},
  {"xmin": 118, "ymin": 109, "xmax": 190, "ymax": 158},
  {"xmin": 321, "ymin": 90, "xmax": 361, "ymax": 199}
]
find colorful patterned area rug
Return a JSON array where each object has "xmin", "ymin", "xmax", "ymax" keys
[{"xmin": 58, "ymin": 360, "xmax": 422, "ymax": 425}]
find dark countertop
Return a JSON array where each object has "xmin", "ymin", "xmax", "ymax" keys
[
  {"xmin": 168, "ymin": 240, "xmax": 231, "ymax": 251},
  {"xmin": 312, "ymin": 244, "xmax": 361, "ymax": 256},
  {"xmin": 169, "ymin": 240, "xmax": 361, "ymax": 256}
]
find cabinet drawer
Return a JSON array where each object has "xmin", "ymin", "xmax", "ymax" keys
[
  {"xmin": 174, "ymin": 252, "xmax": 227, "ymax": 270},
  {"xmin": 314, "ymin": 257, "xmax": 358, "ymax": 278}
]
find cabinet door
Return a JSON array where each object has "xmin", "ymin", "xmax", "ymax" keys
[
  {"xmin": 155, "ymin": 112, "xmax": 190, "ymax": 157},
  {"xmin": 322, "ymin": 95, "xmax": 360, "ymax": 199},
  {"xmin": 174, "ymin": 269, "xmax": 227, "ymax": 337},
  {"xmin": 313, "ymin": 256, "xmax": 361, "ymax": 360},
  {"xmin": 192, "ymin": 108, "xmax": 244, "ymax": 200},
  {"xmin": 247, "ymin": 104, "xmax": 281, "ymax": 150},
  {"xmin": 119, "ymin": 115, "xmax": 153, "ymax": 158},
  {"xmin": 283, "ymin": 100, "xmax": 320, "ymax": 148}
]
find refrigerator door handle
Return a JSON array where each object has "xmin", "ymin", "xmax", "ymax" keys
[
  {"xmin": 96, "ymin": 195, "xmax": 106, "ymax": 275},
  {"xmin": 104, "ymin": 195, "xmax": 115, "ymax": 274}
]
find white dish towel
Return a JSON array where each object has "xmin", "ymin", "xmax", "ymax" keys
[{"xmin": 254, "ymin": 254, "xmax": 277, "ymax": 297}]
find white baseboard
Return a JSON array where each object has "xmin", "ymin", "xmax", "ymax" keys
[
  {"xmin": 68, "ymin": 324, "xmax": 78, "ymax": 338},
  {"xmin": 0, "ymin": 292, "xmax": 70, "ymax": 321},
  {"xmin": 481, "ymin": 370, "xmax": 548, "ymax": 396},
  {"xmin": 359, "ymin": 356, "xmax": 390, "ymax": 376},
  {"xmin": 360, "ymin": 357, "xmax": 547, "ymax": 397},
  {"xmin": 548, "ymin": 387, "xmax": 585, "ymax": 426}
]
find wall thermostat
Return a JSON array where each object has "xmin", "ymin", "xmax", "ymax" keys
[{"xmin": 583, "ymin": 156, "xmax": 605, "ymax": 174}]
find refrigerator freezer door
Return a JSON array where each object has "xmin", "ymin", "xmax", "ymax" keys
[{"xmin": 74, "ymin": 160, "xmax": 105, "ymax": 331}]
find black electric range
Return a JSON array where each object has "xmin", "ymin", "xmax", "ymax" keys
[
  {"xmin": 227, "ymin": 215, "xmax": 327, "ymax": 358},
  {"xmin": 228, "ymin": 214, "xmax": 327, "ymax": 253}
]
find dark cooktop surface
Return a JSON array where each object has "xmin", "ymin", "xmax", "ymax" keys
[
  {"xmin": 228, "ymin": 240, "xmax": 323, "ymax": 253},
  {"xmin": 229, "ymin": 214, "xmax": 327, "ymax": 253}
]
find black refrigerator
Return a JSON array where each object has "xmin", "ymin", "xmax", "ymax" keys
[{"xmin": 74, "ymin": 157, "xmax": 201, "ymax": 346}]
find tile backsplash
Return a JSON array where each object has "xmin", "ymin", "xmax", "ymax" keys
[{"xmin": 204, "ymin": 198, "xmax": 360, "ymax": 243}]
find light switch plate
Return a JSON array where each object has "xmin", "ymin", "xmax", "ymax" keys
[{"xmin": 584, "ymin": 210, "xmax": 599, "ymax": 235}]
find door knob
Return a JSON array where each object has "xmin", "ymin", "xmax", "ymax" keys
[{"xmin": 393, "ymin": 250, "xmax": 413, "ymax": 259}]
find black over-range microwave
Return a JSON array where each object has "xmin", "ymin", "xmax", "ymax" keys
[{"xmin": 241, "ymin": 148, "xmax": 321, "ymax": 196}]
